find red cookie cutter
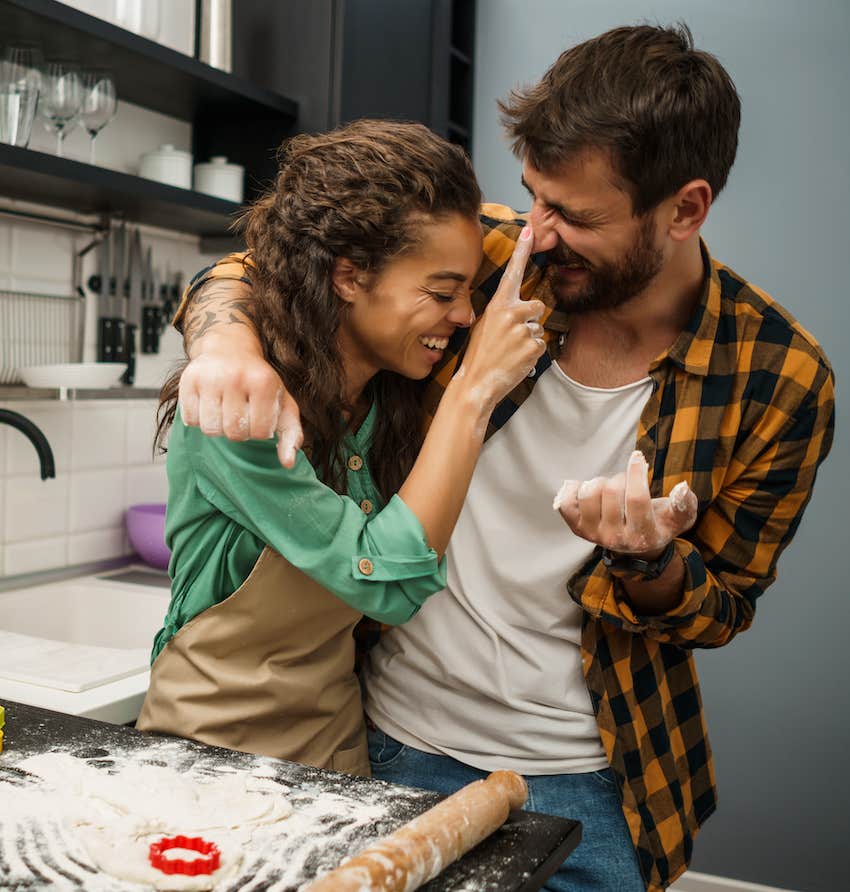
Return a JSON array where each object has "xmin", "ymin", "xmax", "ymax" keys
[{"xmin": 149, "ymin": 835, "xmax": 221, "ymax": 876}]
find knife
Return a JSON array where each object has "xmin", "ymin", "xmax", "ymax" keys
[
  {"xmin": 122, "ymin": 228, "xmax": 143, "ymax": 385},
  {"xmin": 92, "ymin": 228, "xmax": 113, "ymax": 362},
  {"xmin": 111, "ymin": 223, "xmax": 128, "ymax": 365},
  {"xmin": 141, "ymin": 245, "xmax": 160, "ymax": 354}
]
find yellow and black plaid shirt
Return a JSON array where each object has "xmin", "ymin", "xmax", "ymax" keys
[{"xmin": 182, "ymin": 203, "xmax": 835, "ymax": 891}]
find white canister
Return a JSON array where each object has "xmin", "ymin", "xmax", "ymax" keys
[
  {"xmin": 193, "ymin": 156, "xmax": 244, "ymax": 203},
  {"xmin": 139, "ymin": 144, "xmax": 193, "ymax": 189}
]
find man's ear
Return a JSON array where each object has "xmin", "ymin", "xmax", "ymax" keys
[
  {"xmin": 332, "ymin": 257, "xmax": 361, "ymax": 304},
  {"xmin": 668, "ymin": 179, "xmax": 712, "ymax": 242}
]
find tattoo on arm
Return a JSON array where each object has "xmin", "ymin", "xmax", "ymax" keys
[{"xmin": 182, "ymin": 279, "xmax": 257, "ymax": 352}]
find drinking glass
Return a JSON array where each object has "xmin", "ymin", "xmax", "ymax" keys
[
  {"xmin": 38, "ymin": 63, "xmax": 82, "ymax": 157},
  {"xmin": 0, "ymin": 45, "xmax": 43, "ymax": 148},
  {"xmin": 80, "ymin": 71, "xmax": 117, "ymax": 164}
]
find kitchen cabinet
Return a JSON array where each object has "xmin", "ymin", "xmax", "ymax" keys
[
  {"xmin": 0, "ymin": 0, "xmax": 299, "ymax": 238},
  {"xmin": 232, "ymin": 0, "xmax": 477, "ymax": 161}
]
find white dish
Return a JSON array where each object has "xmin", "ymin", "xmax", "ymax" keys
[{"xmin": 18, "ymin": 362, "xmax": 127, "ymax": 389}]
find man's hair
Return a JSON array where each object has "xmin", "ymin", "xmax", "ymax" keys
[{"xmin": 499, "ymin": 23, "xmax": 741, "ymax": 215}]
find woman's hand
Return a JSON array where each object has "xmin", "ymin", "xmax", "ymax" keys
[{"xmin": 456, "ymin": 225, "xmax": 546, "ymax": 411}]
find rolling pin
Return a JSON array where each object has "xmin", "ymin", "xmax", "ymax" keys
[{"xmin": 302, "ymin": 769, "xmax": 528, "ymax": 892}]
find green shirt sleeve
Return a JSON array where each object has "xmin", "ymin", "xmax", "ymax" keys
[{"xmin": 182, "ymin": 422, "xmax": 446, "ymax": 625}]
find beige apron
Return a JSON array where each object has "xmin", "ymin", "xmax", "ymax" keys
[{"xmin": 137, "ymin": 546, "xmax": 370, "ymax": 776}]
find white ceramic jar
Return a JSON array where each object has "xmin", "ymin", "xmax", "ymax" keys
[
  {"xmin": 193, "ymin": 156, "xmax": 244, "ymax": 203},
  {"xmin": 139, "ymin": 144, "xmax": 193, "ymax": 189}
]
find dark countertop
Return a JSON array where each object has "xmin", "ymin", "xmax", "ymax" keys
[{"xmin": 0, "ymin": 701, "xmax": 581, "ymax": 891}]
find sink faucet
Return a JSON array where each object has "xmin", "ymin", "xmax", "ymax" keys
[{"xmin": 0, "ymin": 409, "xmax": 56, "ymax": 480}]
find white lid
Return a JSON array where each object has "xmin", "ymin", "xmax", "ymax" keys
[
  {"xmin": 195, "ymin": 156, "xmax": 244, "ymax": 173},
  {"xmin": 142, "ymin": 143, "xmax": 193, "ymax": 160}
]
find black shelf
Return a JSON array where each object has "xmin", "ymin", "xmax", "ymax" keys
[
  {"xmin": 0, "ymin": 144, "xmax": 241, "ymax": 236},
  {"xmin": 1, "ymin": 0, "xmax": 297, "ymax": 123}
]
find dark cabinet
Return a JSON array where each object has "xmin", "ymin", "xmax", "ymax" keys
[{"xmin": 233, "ymin": 0, "xmax": 476, "ymax": 176}]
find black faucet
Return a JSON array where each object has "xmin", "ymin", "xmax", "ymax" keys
[{"xmin": 0, "ymin": 409, "xmax": 56, "ymax": 480}]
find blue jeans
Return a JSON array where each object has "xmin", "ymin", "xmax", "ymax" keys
[{"xmin": 367, "ymin": 726, "xmax": 645, "ymax": 892}]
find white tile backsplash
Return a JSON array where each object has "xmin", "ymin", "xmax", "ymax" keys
[
  {"xmin": 4, "ymin": 536, "xmax": 69, "ymax": 576},
  {"xmin": 68, "ymin": 527, "xmax": 131, "ymax": 566},
  {"xmin": 11, "ymin": 225, "xmax": 73, "ymax": 283},
  {"xmin": 4, "ymin": 475, "xmax": 70, "ymax": 543},
  {"xmin": 126, "ymin": 465, "xmax": 169, "ymax": 507},
  {"xmin": 69, "ymin": 468, "xmax": 128, "ymax": 532},
  {"xmin": 3, "ymin": 402, "xmax": 73, "ymax": 475},
  {"xmin": 126, "ymin": 401, "xmax": 161, "ymax": 466},
  {"xmin": 71, "ymin": 403, "xmax": 129, "ymax": 470}
]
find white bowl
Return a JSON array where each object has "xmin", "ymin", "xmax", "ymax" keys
[{"xmin": 18, "ymin": 362, "xmax": 128, "ymax": 389}]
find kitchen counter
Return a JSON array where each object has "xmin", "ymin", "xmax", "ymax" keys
[{"xmin": 0, "ymin": 701, "xmax": 581, "ymax": 891}]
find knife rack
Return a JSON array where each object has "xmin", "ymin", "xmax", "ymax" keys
[{"xmin": 0, "ymin": 289, "xmax": 85, "ymax": 384}]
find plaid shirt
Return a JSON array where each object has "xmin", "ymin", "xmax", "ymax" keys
[{"xmin": 181, "ymin": 204, "xmax": 835, "ymax": 891}]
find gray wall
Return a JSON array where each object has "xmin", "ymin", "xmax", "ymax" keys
[{"xmin": 472, "ymin": 2, "xmax": 848, "ymax": 890}]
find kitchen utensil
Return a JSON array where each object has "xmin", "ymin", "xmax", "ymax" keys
[
  {"xmin": 125, "ymin": 503, "xmax": 170, "ymax": 570},
  {"xmin": 197, "ymin": 0, "xmax": 232, "ymax": 73},
  {"xmin": 122, "ymin": 227, "xmax": 143, "ymax": 384},
  {"xmin": 193, "ymin": 155, "xmax": 244, "ymax": 202},
  {"xmin": 17, "ymin": 362, "xmax": 127, "ymax": 389},
  {"xmin": 111, "ymin": 222, "xmax": 128, "ymax": 364},
  {"xmin": 91, "ymin": 228, "xmax": 115, "ymax": 362},
  {"xmin": 141, "ymin": 245, "xmax": 160, "ymax": 354},
  {"xmin": 139, "ymin": 143, "xmax": 192, "ymax": 189},
  {"xmin": 80, "ymin": 70, "xmax": 116, "ymax": 164},
  {"xmin": 38, "ymin": 62, "xmax": 82, "ymax": 157},
  {"xmin": 303, "ymin": 770, "xmax": 529, "ymax": 892},
  {"xmin": 0, "ymin": 289, "xmax": 85, "ymax": 384},
  {"xmin": 0, "ymin": 59, "xmax": 40, "ymax": 148}
]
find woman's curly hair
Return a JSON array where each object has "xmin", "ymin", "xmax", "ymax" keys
[{"xmin": 160, "ymin": 120, "xmax": 481, "ymax": 497}]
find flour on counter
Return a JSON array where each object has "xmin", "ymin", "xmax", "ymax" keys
[{"xmin": 0, "ymin": 742, "xmax": 402, "ymax": 891}]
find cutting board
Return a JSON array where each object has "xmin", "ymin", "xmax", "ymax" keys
[
  {"xmin": 0, "ymin": 701, "xmax": 580, "ymax": 891},
  {"xmin": 0, "ymin": 631, "xmax": 149, "ymax": 692}
]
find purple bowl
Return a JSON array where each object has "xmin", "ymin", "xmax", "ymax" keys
[{"xmin": 125, "ymin": 503, "xmax": 171, "ymax": 571}]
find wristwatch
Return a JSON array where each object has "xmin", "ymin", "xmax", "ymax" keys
[{"xmin": 601, "ymin": 541, "xmax": 676, "ymax": 581}]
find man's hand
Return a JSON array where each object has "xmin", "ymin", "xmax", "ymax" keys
[
  {"xmin": 553, "ymin": 450, "xmax": 698, "ymax": 559},
  {"xmin": 178, "ymin": 347, "xmax": 303, "ymax": 468}
]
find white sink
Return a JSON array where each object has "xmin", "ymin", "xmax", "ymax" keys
[{"xmin": 0, "ymin": 566, "xmax": 171, "ymax": 723}]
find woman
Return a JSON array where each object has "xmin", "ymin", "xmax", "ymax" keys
[{"xmin": 137, "ymin": 120, "xmax": 544, "ymax": 776}]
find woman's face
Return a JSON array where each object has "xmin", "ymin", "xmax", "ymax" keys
[{"xmin": 337, "ymin": 212, "xmax": 483, "ymax": 383}]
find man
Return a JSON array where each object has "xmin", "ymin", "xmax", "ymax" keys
[{"xmin": 169, "ymin": 24, "xmax": 834, "ymax": 892}]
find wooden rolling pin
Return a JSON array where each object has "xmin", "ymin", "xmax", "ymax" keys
[{"xmin": 302, "ymin": 769, "xmax": 528, "ymax": 892}]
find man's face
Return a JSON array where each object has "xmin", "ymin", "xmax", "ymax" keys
[{"xmin": 523, "ymin": 152, "xmax": 665, "ymax": 313}]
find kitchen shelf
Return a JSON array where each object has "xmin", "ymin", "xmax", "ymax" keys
[
  {"xmin": 1, "ymin": 0, "xmax": 297, "ymax": 123},
  {"xmin": 0, "ymin": 384, "xmax": 160, "ymax": 401},
  {"xmin": 0, "ymin": 144, "xmax": 241, "ymax": 235}
]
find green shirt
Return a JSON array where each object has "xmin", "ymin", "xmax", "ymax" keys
[{"xmin": 151, "ymin": 405, "xmax": 445, "ymax": 662}]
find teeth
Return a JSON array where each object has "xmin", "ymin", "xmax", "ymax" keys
[{"xmin": 418, "ymin": 336, "xmax": 449, "ymax": 350}]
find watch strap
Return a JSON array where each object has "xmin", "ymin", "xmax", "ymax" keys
[{"xmin": 601, "ymin": 541, "xmax": 676, "ymax": 581}]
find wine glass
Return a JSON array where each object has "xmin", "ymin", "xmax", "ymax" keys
[
  {"xmin": 39, "ymin": 62, "xmax": 82, "ymax": 157},
  {"xmin": 80, "ymin": 71, "xmax": 117, "ymax": 164}
]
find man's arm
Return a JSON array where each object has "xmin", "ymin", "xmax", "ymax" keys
[
  {"xmin": 175, "ymin": 267, "xmax": 303, "ymax": 466},
  {"xmin": 558, "ymin": 366, "xmax": 836, "ymax": 648}
]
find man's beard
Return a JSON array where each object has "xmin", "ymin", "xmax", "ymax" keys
[{"xmin": 550, "ymin": 215, "xmax": 664, "ymax": 314}]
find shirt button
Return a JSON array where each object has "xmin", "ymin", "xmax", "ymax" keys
[
  {"xmin": 358, "ymin": 558, "xmax": 374, "ymax": 576},
  {"xmin": 360, "ymin": 499, "xmax": 373, "ymax": 515},
  {"xmin": 348, "ymin": 455, "xmax": 363, "ymax": 471}
]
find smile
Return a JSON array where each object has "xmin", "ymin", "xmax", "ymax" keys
[{"xmin": 418, "ymin": 335, "xmax": 450, "ymax": 350}]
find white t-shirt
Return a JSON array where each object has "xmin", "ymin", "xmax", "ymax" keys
[{"xmin": 363, "ymin": 360, "xmax": 653, "ymax": 774}]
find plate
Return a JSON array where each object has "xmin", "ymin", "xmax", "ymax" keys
[{"xmin": 18, "ymin": 362, "xmax": 127, "ymax": 390}]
